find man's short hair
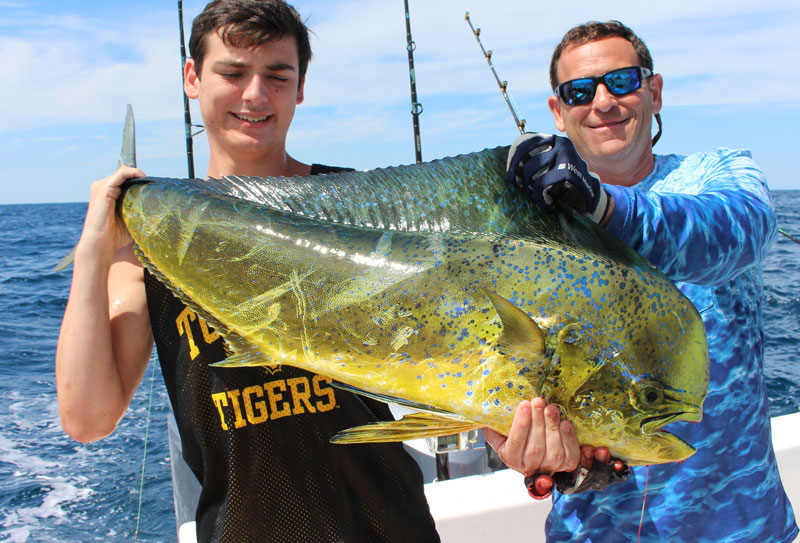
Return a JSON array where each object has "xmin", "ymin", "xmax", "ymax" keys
[
  {"xmin": 549, "ymin": 20, "xmax": 653, "ymax": 90},
  {"xmin": 189, "ymin": 0, "xmax": 312, "ymax": 82}
]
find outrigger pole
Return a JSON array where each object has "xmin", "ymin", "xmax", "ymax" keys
[
  {"xmin": 465, "ymin": 12, "xmax": 526, "ymax": 135},
  {"xmin": 404, "ymin": 0, "xmax": 423, "ymax": 163},
  {"xmin": 178, "ymin": 0, "xmax": 204, "ymax": 178}
]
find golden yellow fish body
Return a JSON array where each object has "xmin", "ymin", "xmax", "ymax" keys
[{"xmin": 122, "ymin": 149, "xmax": 708, "ymax": 465}]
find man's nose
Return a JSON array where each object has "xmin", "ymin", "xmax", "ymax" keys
[
  {"xmin": 591, "ymin": 83, "xmax": 619, "ymax": 112},
  {"xmin": 242, "ymin": 74, "xmax": 269, "ymax": 103}
]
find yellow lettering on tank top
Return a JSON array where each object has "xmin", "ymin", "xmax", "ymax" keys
[
  {"xmin": 286, "ymin": 377, "xmax": 315, "ymax": 415},
  {"xmin": 226, "ymin": 389, "xmax": 247, "ymax": 429},
  {"xmin": 312, "ymin": 375, "xmax": 337, "ymax": 412},
  {"xmin": 211, "ymin": 392, "xmax": 230, "ymax": 431},
  {"xmin": 211, "ymin": 376, "xmax": 340, "ymax": 432},
  {"xmin": 265, "ymin": 380, "xmax": 291, "ymax": 419},
  {"xmin": 175, "ymin": 307, "xmax": 200, "ymax": 360},
  {"xmin": 242, "ymin": 385, "xmax": 269, "ymax": 424},
  {"xmin": 198, "ymin": 318, "xmax": 220, "ymax": 344}
]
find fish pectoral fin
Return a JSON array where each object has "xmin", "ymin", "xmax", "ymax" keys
[
  {"xmin": 330, "ymin": 413, "xmax": 480, "ymax": 444},
  {"xmin": 482, "ymin": 288, "xmax": 545, "ymax": 355},
  {"xmin": 331, "ymin": 382, "xmax": 453, "ymax": 416},
  {"xmin": 548, "ymin": 323, "xmax": 607, "ymax": 398},
  {"xmin": 556, "ymin": 322, "xmax": 603, "ymax": 373}
]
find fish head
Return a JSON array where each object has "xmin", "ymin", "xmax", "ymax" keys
[{"xmin": 546, "ymin": 289, "xmax": 710, "ymax": 465}]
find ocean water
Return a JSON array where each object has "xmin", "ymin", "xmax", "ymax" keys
[{"xmin": 1, "ymin": 192, "xmax": 799, "ymax": 542}]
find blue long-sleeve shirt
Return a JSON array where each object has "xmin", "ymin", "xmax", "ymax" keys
[{"xmin": 546, "ymin": 149, "xmax": 798, "ymax": 543}]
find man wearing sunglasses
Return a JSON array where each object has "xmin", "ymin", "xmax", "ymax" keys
[{"xmin": 505, "ymin": 20, "xmax": 797, "ymax": 543}]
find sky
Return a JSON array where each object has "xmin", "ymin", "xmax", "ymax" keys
[{"xmin": 0, "ymin": 0, "xmax": 799, "ymax": 205}]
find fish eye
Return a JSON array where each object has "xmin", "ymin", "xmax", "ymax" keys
[{"xmin": 639, "ymin": 385, "xmax": 664, "ymax": 407}]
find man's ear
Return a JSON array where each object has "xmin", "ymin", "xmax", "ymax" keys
[
  {"xmin": 648, "ymin": 73, "xmax": 663, "ymax": 115},
  {"xmin": 296, "ymin": 76, "xmax": 305, "ymax": 105},
  {"xmin": 184, "ymin": 58, "xmax": 200, "ymax": 99},
  {"xmin": 547, "ymin": 94, "xmax": 566, "ymax": 132}
]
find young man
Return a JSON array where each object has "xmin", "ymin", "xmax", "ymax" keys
[
  {"xmin": 56, "ymin": 2, "xmax": 441, "ymax": 541},
  {"xmin": 505, "ymin": 20, "xmax": 798, "ymax": 542}
]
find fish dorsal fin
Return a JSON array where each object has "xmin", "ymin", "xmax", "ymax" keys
[
  {"xmin": 483, "ymin": 288, "xmax": 545, "ymax": 355},
  {"xmin": 332, "ymin": 382, "xmax": 455, "ymax": 417},
  {"xmin": 330, "ymin": 413, "xmax": 479, "ymax": 444}
]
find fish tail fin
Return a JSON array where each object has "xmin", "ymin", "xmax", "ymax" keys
[
  {"xmin": 54, "ymin": 105, "xmax": 137, "ymax": 273},
  {"xmin": 330, "ymin": 413, "xmax": 480, "ymax": 444}
]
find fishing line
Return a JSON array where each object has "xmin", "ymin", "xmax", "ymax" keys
[
  {"xmin": 636, "ymin": 465, "xmax": 650, "ymax": 543},
  {"xmin": 134, "ymin": 357, "xmax": 158, "ymax": 542}
]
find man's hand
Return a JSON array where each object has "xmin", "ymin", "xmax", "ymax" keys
[
  {"xmin": 482, "ymin": 398, "xmax": 631, "ymax": 499},
  {"xmin": 483, "ymin": 397, "xmax": 580, "ymax": 478},
  {"xmin": 506, "ymin": 133, "xmax": 610, "ymax": 224},
  {"xmin": 78, "ymin": 165, "xmax": 145, "ymax": 264}
]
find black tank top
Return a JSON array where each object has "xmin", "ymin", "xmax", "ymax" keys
[{"xmin": 144, "ymin": 165, "xmax": 439, "ymax": 543}]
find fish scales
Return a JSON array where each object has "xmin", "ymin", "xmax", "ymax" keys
[{"xmin": 121, "ymin": 147, "xmax": 709, "ymax": 465}]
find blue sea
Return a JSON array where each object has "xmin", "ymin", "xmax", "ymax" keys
[{"xmin": 1, "ymin": 192, "xmax": 799, "ymax": 542}]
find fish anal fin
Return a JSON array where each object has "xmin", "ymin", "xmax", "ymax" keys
[
  {"xmin": 211, "ymin": 352, "xmax": 277, "ymax": 368},
  {"xmin": 332, "ymin": 382, "xmax": 453, "ymax": 416},
  {"xmin": 483, "ymin": 288, "xmax": 545, "ymax": 355},
  {"xmin": 331, "ymin": 413, "xmax": 480, "ymax": 444}
]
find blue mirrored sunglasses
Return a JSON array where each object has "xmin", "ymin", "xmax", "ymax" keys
[{"xmin": 554, "ymin": 66, "xmax": 653, "ymax": 106}]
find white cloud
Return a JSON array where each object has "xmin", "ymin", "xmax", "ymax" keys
[
  {"xmin": 0, "ymin": 8, "xmax": 180, "ymax": 132},
  {"xmin": 1, "ymin": 0, "xmax": 797, "ymax": 131},
  {"xmin": 0, "ymin": 0, "xmax": 798, "ymax": 202}
]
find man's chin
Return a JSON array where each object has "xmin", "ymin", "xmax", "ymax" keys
[{"xmin": 582, "ymin": 138, "xmax": 632, "ymax": 163}]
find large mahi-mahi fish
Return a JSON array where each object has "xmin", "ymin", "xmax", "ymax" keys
[{"xmin": 121, "ymin": 146, "xmax": 709, "ymax": 465}]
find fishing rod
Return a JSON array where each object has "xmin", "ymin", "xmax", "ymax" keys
[
  {"xmin": 178, "ymin": 0, "xmax": 204, "ymax": 178},
  {"xmin": 465, "ymin": 12, "xmax": 525, "ymax": 134},
  {"xmin": 404, "ymin": 0, "xmax": 423, "ymax": 163},
  {"xmin": 779, "ymin": 228, "xmax": 800, "ymax": 244}
]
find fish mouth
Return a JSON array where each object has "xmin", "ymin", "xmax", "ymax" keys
[{"xmin": 641, "ymin": 409, "xmax": 702, "ymax": 435}]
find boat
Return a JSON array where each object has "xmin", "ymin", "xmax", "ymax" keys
[{"xmin": 170, "ymin": 410, "xmax": 800, "ymax": 542}]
